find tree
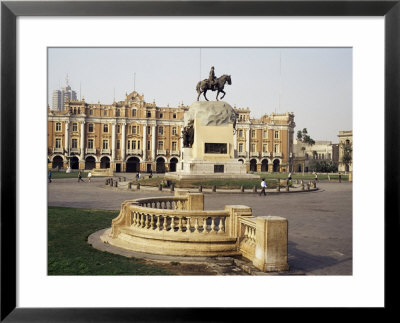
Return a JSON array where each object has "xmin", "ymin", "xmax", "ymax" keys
[
  {"xmin": 297, "ymin": 128, "xmax": 315, "ymax": 145},
  {"xmin": 342, "ymin": 141, "xmax": 352, "ymax": 167},
  {"xmin": 312, "ymin": 160, "xmax": 338, "ymax": 173}
]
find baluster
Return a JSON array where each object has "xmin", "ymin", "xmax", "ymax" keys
[
  {"xmin": 130, "ymin": 212, "xmax": 134, "ymax": 226},
  {"xmin": 150, "ymin": 214, "xmax": 155, "ymax": 229},
  {"xmin": 163, "ymin": 215, "xmax": 168, "ymax": 231},
  {"xmin": 210, "ymin": 218, "xmax": 216, "ymax": 233},
  {"xmin": 169, "ymin": 201, "xmax": 172, "ymax": 209},
  {"xmin": 170, "ymin": 216, "xmax": 175, "ymax": 232},
  {"xmin": 194, "ymin": 218, "xmax": 199, "ymax": 233},
  {"xmin": 140, "ymin": 213, "xmax": 145, "ymax": 227},
  {"xmin": 144, "ymin": 213, "xmax": 149, "ymax": 228},
  {"xmin": 156, "ymin": 215, "xmax": 160, "ymax": 230},
  {"xmin": 251, "ymin": 227, "xmax": 256, "ymax": 243},
  {"xmin": 186, "ymin": 217, "xmax": 191, "ymax": 233},
  {"xmin": 133, "ymin": 212, "xmax": 137, "ymax": 226},
  {"xmin": 219, "ymin": 217, "xmax": 225, "ymax": 233},
  {"xmin": 244, "ymin": 225, "xmax": 249, "ymax": 239},
  {"xmin": 203, "ymin": 218, "xmax": 208, "ymax": 233},
  {"xmin": 178, "ymin": 217, "xmax": 183, "ymax": 232}
]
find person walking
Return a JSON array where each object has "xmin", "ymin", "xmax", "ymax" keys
[
  {"xmin": 259, "ymin": 178, "xmax": 267, "ymax": 196},
  {"xmin": 87, "ymin": 172, "xmax": 92, "ymax": 183},
  {"xmin": 48, "ymin": 170, "xmax": 52, "ymax": 183},
  {"xmin": 315, "ymin": 172, "xmax": 318, "ymax": 182},
  {"xmin": 287, "ymin": 172, "xmax": 292, "ymax": 186},
  {"xmin": 78, "ymin": 171, "xmax": 84, "ymax": 183}
]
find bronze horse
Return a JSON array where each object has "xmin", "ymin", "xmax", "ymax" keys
[{"xmin": 196, "ymin": 74, "xmax": 232, "ymax": 101}]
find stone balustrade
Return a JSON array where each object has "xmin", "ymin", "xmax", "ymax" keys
[{"xmin": 105, "ymin": 192, "xmax": 289, "ymax": 272}]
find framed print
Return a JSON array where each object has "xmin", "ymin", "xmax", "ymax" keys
[{"xmin": 1, "ymin": 0, "xmax": 399, "ymax": 321}]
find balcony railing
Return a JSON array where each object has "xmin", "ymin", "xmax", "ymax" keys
[
  {"xmin": 262, "ymin": 152, "xmax": 270, "ymax": 157},
  {"xmin": 101, "ymin": 148, "xmax": 111, "ymax": 154},
  {"xmin": 70, "ymin": 148, "xmax": 80, "ymax": 154},
  {"xmin": 170, "ymin": 150, "xmax": 180, "ymax": 156},
  {"xmin": 86, "ymin": 148, "xmax": 96, "ymax": 154},
  {"xmin": 126, "ymin": 149, "xmax": 142, "ymax": 155},
  {"xmin": 273, "ymin": 152, "xmax": 282, "ymax": 158},
  {"xmin": 238, "ymin": 151, "xmax": 246, "ymax": 157},
  {"xmin": 52, "ymin": 147, "xmax": 63, "ymax": 154},
  {"xmin": 157, "ymin": 149, "xmax": 166, "ymax": 155},
  {"xmin": 250, "ymin": 152, "xmax": 259, "ymax": 157}
]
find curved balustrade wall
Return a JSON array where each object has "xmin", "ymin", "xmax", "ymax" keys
[{"xmin": 104, "ymin": 191, "xmax": 289, "ymax": 271}]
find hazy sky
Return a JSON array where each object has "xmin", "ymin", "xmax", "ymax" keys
[{"xmin": 48, "ymin": 47, "xmax": 352, "ymax": 143}]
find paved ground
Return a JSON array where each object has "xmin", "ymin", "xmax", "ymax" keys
[{"xmin": 48, "ymin": 177, "xmax": 352, "ymax": 275}]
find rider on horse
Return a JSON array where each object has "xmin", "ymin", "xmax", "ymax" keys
[{"xmin": 208, "ymin": 66, "xmax": 217, "ymax": 90}]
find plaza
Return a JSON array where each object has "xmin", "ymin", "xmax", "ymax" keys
[{"xmin": 48, "ymin": 177, "xmax": 352, "ymax": 275}]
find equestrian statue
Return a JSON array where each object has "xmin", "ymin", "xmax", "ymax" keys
[{"xmin": 196, "ymin": 66, "xmax": 232, "ymax": 101}]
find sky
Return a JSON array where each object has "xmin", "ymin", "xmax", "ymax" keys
[{"xmin": 48, "ymin": 47, "xmax": 352, "ymax": 143}]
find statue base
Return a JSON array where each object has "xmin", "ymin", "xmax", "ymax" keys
[
  {"xmin": 166, "ymin": 101, "xmax": 258, "ymax": 180},
  {"xmin": 165, "ymin": 159, "xmax": 258, "ymax": 180}
]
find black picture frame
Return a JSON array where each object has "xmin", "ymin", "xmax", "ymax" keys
[{"xmin": 1, "ymin": 1, "xmax": 399, "ymax": 321}]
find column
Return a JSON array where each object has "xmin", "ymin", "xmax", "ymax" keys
[
  {"xmin": 80, "ymin": 121, "xmax": 85, "ymax": 161},
  {"xmin": 143, "ymin": 124, "xmax": 147, "ymax": 161},
  {"xmin": 64, "ymin": 121, "xmax": 70, "ymax": 154},
  {"xmin": 179, "ymin": 135, "xmax": 183, "ymax": 159},
  {"xmin": 121, "ymin": 122, "xmax": 126, "ymax": 161},
  {"xmin": 111, "ymin": 122, "xmax": 116, "ymax": 162},
  {"xmin": 246, "ymin": 128, "xmax": 250, "ymax": 159},
  {"xmin": 152, "ymin": 124, "xmax": 156, "ymax": 161},
  {"xmin": 233, "ymin": 130, "xmax": 237, "ymax": 158}
]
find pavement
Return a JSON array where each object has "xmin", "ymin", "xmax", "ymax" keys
[{"xmin": 48, "ymin": 177, "xmax": 352, "ymax": 275}]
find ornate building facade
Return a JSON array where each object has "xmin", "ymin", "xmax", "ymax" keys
[
  {"xmin": 338, "ymin": 130, "xmax": 353, "ymax": 172},
  {"xmin": 48, "ymin": 91, "xmax": 295, "ymax": 173}
]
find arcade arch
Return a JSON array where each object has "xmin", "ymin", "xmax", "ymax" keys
[
  {"xmin": 273, "ymin": 159, "xmax": 280, "ymax": 172},
  {"xmin": 169, "ymin": 157, "xmax": 178, "ymax": 172},
  {"xmin": 249, "ymin": 159, "xmax": 257, "ymax": 172},
  {"xmin": 126, "ymin": 157, "xmax": 140, "ymax": 173},
  {"xmin": 100, "ymin": 156, "xmax": 110, "ymax": 169},
  {"xmin": 261, "ymin": 159, "xmax": 268, "ymax": 172}
]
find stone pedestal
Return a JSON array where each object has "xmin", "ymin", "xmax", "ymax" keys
[
  {"xmin": 253, "ymin": 216, "xmax": 289, "ymax": 272},
  {"xmin": 166, "ymin": 101, "xmax": 257, "ymax": 180}
]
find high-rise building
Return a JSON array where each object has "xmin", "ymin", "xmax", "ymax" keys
[{"xmin": 51, "ymin": 76, "xmax": 77, "ymax": 111}]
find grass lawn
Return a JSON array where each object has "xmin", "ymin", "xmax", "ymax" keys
[
  {"xmin": 48, "ymin": 206, "xmax": 173, "ymax": 275},
  {"xmin": 139, "ymin": 177, "xmax": 278, "ymax": 189},
  {"xmin": 49, "ymin": 170, "xmax": 106, "ymax": 179},
  {"xmin": 138, "ymin": 172, "xmax": 347, "ymax": 189}
]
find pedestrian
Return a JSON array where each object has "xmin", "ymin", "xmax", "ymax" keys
[
  {"xmin": 78, "ymin": 171, "xmax": 84, "ymax": 183},
  {"xmin": 315, "ymin": 173, "xmax": 318, "ymax": 182},
  {"xmin": 259, "ymin": 178, "xmax": 267, "ymax": 196},
  {"xmin": 88, "ymin": 172, "xmax": 92, "ymax": 183},
  {"xmin": 338, "ymin": 173, "xmax": 342, "ymax": 183},
  {"xmin": 287, "ymin": 172, "xmax": 292, "ymax": 186},
  {"xmin": 48, "ymin": 170, "xmax": 52, "ymax": 183},
  {"xmin": 149, "ymin": 170, "xmax": 153, "ymax": 179}
]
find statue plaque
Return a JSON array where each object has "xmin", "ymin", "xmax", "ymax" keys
[{"xmin": 204, "ymin": 143, "xmax": 227, "ymax": 154}]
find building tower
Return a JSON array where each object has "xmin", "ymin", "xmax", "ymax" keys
[{"xmin": 51, "ymin": 75, "xmax": 78, "ymax": 111}]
